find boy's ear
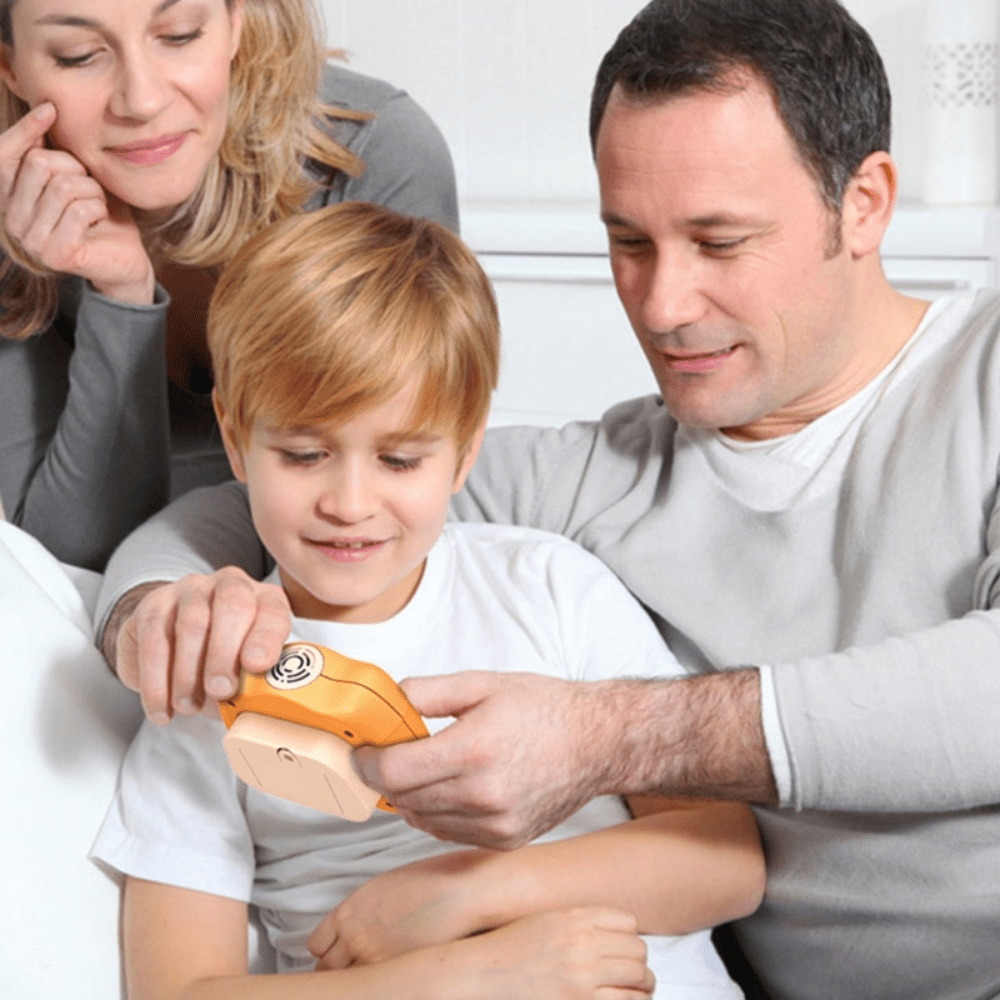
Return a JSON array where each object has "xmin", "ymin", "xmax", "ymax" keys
[
  {"xmin": 452, "ymin": 422, "xmax": 487, "ymax": 494},
  {"xmin": 212, "ymin": 389, "xmax": 249, "ymax": 484},
  {"xmin": 842, "ymin": 150, "xmax": 898, "ymax": 259}
]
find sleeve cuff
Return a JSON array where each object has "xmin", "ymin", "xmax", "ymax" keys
[{"xmin": 756, "ymin": 663, "xmax": 795, "ymax": 807}]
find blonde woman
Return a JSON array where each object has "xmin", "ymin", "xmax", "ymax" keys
[{"xmin": 0, "ymin": 0, "xmax": 457, "ymax": 569}]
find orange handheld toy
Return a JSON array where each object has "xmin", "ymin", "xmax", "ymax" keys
[{"xmin": 219, "ymin": 642, "xmax": 428, "ymax": 822}]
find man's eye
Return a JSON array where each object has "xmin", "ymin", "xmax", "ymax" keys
[
  {"xmin": 609, "ymin": 234, "xmax": 651, "ymax": 252},
  {"xmin": 699, "ymin": 238, "xmax": 746, "ymax": 253}
]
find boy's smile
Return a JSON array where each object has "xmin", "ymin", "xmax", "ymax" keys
[{"xmin": 219, "ymin": 381, "xmax": 482, "ymax": 624}]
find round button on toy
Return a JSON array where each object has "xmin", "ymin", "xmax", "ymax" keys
[{"xmin": 219, "ymin": 642, "xmax": 428, "ymax": 821}]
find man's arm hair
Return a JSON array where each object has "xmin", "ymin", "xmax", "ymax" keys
[{"xmin": 599, "ymin": 668, "xmax": 778, "ymax": 804}]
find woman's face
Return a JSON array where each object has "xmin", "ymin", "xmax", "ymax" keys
[{"xmin": 0, "ymin": 0, "xmax": 244, "ymax": 210}]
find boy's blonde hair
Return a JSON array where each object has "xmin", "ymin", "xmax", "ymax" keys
[
  {"xmin": 209, "ymin": 201, "xmax": 500, "ymax": 456},
  {"xmin": 0, "ymin": 0, "xmax": 366, "ymax": 340}
]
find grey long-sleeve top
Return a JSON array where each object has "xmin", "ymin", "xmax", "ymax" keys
[{"xmin": 0, "ymin": 64, "xmax": 458, "ymax": 570}]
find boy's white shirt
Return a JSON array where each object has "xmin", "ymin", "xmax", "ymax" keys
[{"xmin": 91, "ymin": 522, "xmax": 742, "ymax": 998}]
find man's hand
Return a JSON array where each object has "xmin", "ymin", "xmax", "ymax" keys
[
  {"xmin": 355, "ymin": 668, "xmax": 778, "ymax": 849},
  {"xmin": 354, "ymin": 671, "xmax": 615, "ymax": 850},
  {"xmin": 103, "ymin": 568, "xmax": 291, "ymax": 724}
]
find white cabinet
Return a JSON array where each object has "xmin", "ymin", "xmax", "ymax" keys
[{"xmin": 468, "ymin": 206, "xmax": 1000, "ymax": 428}]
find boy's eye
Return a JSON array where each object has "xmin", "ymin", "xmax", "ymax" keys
[
  {"xmin": 380, "ymin": 454, "xmax": 422, "ymax": 472},
  {"xmin": 280, "ymin": 450, "xmax": 324, "ymax": 466}
]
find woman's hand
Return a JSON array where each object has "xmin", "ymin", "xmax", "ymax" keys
[
  {"xmin": 309, "ymin": 849, "xmax": 503, "ymax": 970},
  {"xmin": 0, "ymin": 102, "xmax": 154, "ymax": 304}
]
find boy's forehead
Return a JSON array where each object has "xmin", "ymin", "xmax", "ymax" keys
[{"xmin": 255, "ymin": 417, "xmax": 449, "ymax": 446}]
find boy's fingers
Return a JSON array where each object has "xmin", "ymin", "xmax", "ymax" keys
[{"xmin": 307, "ymin": 913, "xmax": 337, "ymax": 959}]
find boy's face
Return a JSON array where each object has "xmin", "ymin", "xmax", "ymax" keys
[{"xmin": 219, "ymin": 382, "xmax": 483, "ymax": 623}]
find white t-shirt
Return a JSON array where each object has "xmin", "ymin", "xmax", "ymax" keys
[{"xmin": 91, "ymin": 523, "xmax": 741, "ymax": 997}]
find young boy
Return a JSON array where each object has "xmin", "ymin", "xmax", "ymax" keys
[{"xmin": 91, "ymin": 202, "xmax": 763, "ymax": 999}]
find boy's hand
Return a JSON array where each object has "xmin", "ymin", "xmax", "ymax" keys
[
  {"xmin": 108, "ymin": 569, "xmax": 291, "ymax": 724},
  {"xmin": 449, "ymin": 908, "xmax": 654, "ymax": 999},
  {"xmin": 309, "ymin": 848, "xmax": 499, "ymax": 969}
]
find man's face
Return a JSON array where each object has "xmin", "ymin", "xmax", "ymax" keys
[{"xmin": 596, "ymin": 77, "xmax": 865, "ymax": 440}]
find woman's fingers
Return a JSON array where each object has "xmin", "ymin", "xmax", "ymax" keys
[
  {"xmin": 16, "ymin": 171, "xmax": 108, "ymax": 265},
  {"xmin": 0, "ymin": 102, "xmax": 56, "ymax": 197}
]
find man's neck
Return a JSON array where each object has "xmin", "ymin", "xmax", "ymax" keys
[{"xmin": 726, "ymin": 278, "xmax": 932, "ymax": 442}]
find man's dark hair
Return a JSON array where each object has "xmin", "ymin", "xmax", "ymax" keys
[{"xmin": 590, "ymin": 0, "xmax": 891, "ymax": 212}]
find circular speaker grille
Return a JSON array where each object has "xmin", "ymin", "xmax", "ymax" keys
[{"xmin": 266, "ymin": 644, "xmax": 324, "ymax": 690}]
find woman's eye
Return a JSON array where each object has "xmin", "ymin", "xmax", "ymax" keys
[
  {"xmin": 162, "ymin": 28, "xmax": 204, "ymax": 47},
  {"xmin": 53, "ymin": 51, "xmax": 98, "ymax": 68}
]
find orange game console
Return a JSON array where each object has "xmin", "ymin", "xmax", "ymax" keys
[{"xmin": 219, "ymin": 642, "xmax": 428, "ymax": 821}]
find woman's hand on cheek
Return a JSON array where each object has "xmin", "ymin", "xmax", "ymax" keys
[{"xmin": 0, "ymin": 103, "xmax": 154, "ymax": 304}]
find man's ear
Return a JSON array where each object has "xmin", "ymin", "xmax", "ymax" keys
[
  {"xmin": 212, "ymin": 389, "xmax": 249, "ymax": 484},
  {"xmin": 452, "ymin": 421, "xmax": 487, "ymax": 494},
  {"xmin": 842, "ymin": 151, "xmax": 898, "ymax": 259}
]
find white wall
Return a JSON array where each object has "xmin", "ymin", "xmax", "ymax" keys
[
  {"xmin": 319, "ymin": 0, "xmax": 996, "ymax": 212},
  {"xmin": 320, "ymin": 0, "xmax": 643, "ymax": 211}
]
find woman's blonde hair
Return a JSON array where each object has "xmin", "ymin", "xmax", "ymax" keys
[
  {"xmin": 209, "ymin": 202, "xmax": 500, "ymax": 459},
  {"xmin": 0, "ymin": 0, "xmax": 367, "ymax": 340}
]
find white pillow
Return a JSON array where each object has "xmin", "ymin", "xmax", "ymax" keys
[{"xmin": 0, "ymin": 523, "xmax": 142, "ymax": 1000}]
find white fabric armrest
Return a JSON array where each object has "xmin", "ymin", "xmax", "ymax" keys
[{"xmin": 0, "ymin": 523, "xmax": 142, "ymax": 1000}]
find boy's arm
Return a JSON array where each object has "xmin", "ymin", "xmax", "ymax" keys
[
  {"xmin": 310, "ymin": 797, "xmax": 765, "ymax": 970},
  {"xmin": 123, "ymin": 877, "xmax": 654, "ymax": 1000}
]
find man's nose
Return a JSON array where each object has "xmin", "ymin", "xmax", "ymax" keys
[{"xmin": 640, "ymin": 248, "xmax": 707, "ymax": 334}]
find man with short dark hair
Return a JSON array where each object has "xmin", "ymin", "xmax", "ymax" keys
[{"xmin": 99, "ymin": 2, "xmax": 1000, "ymax": 997}]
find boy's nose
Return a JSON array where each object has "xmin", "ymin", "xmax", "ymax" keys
[{"xmin": 317, "ymin": 465, "xmax": 377, "ymax": 524}]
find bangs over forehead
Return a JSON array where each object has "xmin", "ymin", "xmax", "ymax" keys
[{"xmin": 209, "ymin": 202, "xmax": 500, "ymax": 453}]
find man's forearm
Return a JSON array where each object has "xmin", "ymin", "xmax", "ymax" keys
[{"xmin": 595, "ymin": 668, "xmax": 778, "ymax": 805}]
